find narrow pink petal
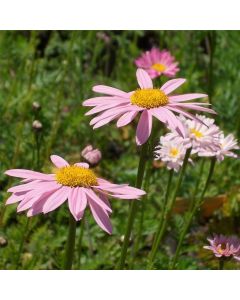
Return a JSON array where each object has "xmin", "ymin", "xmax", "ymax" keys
[
  {"xmin": 167, "ymin": 106, "xmax": 204, "ymax": 123},
  {"xmin": 173, "ymin": 103, "xmax": 216, "ymax": 114},
  {"xmin": 85, "ymin": 188, "xmax": 112, "ymax": 213},
  {"xmin": 136, "ymin": 110, "xmax": 152, "ymax": 146},
  {"xmin": 136, "ymin": 68, "xmax": 153, "ymax": 89},
  {"xmin": 42, "ymin": 187, "xmax": 70, "ymax": 213},
  {"xmin": 83, "ymin": 96, "xmax": 129, "ymax": 107},
  {"xmin": 50, "ymin": 155, "xmax": 69, "ymax": 168},
  {"xmin": 88, "ymin": 200, "xmax": 112, "ymax": 234},
  {"xmin": 92, "ymin": 85, "xmax": 128, "ymax": 98},
  {"xmin": 68, "ymin": 187, "xmax": 87, "ymax": 221},
  {"xmin": 6, "ymin": 194, "xmax": 24, "ymax": 205},
  {"xmin": 5, "ymin": 169, "xmax": 54, "ymax": 181},
  {"xmin": 93, "ymin": 114, "xmax": 120, "ymax": 129},
  {"xmin": 161, "ymin": 78, "xmax": 186, "ymax": 95},
  {"xmin": 116, "ymin": 111, "xmax": 138, "ymax": 127},
  {"xmin": 169, "ymin": 93, "xmax": 208, "ymax": 102},
  {"xmin": 74, "ymin": 163, "xmax": 89, "ymax": 168}
]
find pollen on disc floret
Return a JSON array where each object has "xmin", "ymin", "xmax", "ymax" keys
[
  {"xmin": 55, "ymin": 165, "xmax": 98, "ymax": 187},
  {"xmin": 130, "ymin": 88, "xmax": 169, "ymax": 109}
]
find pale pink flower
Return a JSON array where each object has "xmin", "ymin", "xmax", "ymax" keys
[
  {"xmin": 83, "ymin": 68, "xmax": 215, "ymax": 146},
  {"xmin": 5, "ymin": 155, "xmax": 145, "ymax": 234},
  {"xmin": 81, "ymin": 145, "xmax": 102, "ymax": 167},
  {"xmin": 204, "ymin": 235, "xmax": 240, "ymax": 260},
  {"xmin": 155, "ymin": 136, "xmax": 188, "ymax": 172},
  {"xmin": 135, "ymin": 48, "xmax": 179, "ymax": 79},
  {"xmin": 173, "ymin": 115, "xmax": 221, "ymax": 154},
  {"xmin": 198, "ymin": 133, "xmax": 239, "ymax": 161}
]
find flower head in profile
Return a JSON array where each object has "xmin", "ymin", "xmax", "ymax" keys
[
  {"xmin": 135, "ymin": 48, "xmax": 179, "ymax": 79},
  {"xmin": 83, "ymin": 68, "xmax": 215, "ymax": 146},
  {"xmin": 81, "ymin": 145, "xmax": 102, "ymax": 167},
  {"xmin": 155, "ymin": 135, "xmax": 188, "ymax": 172},
  {"xmin": 198, "ymin": 133, "xmax": 239, "ymax": 161},
  {"xmin": 5, "ymin": 155, "xmax": 145, "ymax": 234},
  {"xmin": 204, "ymin": 234, "xmax": 240, "ymax": 261}
]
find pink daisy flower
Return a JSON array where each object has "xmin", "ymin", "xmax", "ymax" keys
[
  {"xmin": 5, "ymin": 155, "xmax": 145, "ymax": 234},
  {"xmin": 204, "ymin": 234, "xmax": 240, "ymax": 261},
  {"xmin": 135, "ymin": 48, "xmax": 179, "ymax": 79},
  {"xmin": 83, "ymin": 68, "xmax": 216, "ymax": 145}
]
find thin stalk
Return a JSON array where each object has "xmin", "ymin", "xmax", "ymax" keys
[
  {"xmin": 170, "ymin": 158, "xmax": 216, "ymax": 269},
  {"xmin": 64, "ymin": 213, "xmax": 77, "ymax": 270},
  {"xmin": 206, "ymin": 31, "xmax": 216, "ymax": 105},
  {"xmin": 219, "ymin": 258, "xmax": 224, "ymax": 270},
  {"xmin": 15, "ymin": 218, "xmax": 30, "ymax": 269},
  {"xmin": 147, "ymin": 148, "xmax": 191, "ymax": 269},
  {"xmin": 118, "ymin": 142, "xmax": 148, "ymax": 269},
  {"xmin": 77, "ymin": 218, "xmax": 84, "ymax": 269}
]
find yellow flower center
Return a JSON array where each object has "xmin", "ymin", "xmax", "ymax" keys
[
  {"xmin": 217, "ymin": 243, "xmax": 227, "ymax": 254},
  {"xmin": 170, "ymin": 148, "xmax": 179, "ymax": 157},
  {"xmin": 55, "ymin": 165, "xmax": 98, "ymax": 187},
  {"xmin": 152, "ymin": 63, "xmax": 166, "ymax": 72},
  {"xmin": 190, "ymin": 128, "xmax": 203, "ymax": 138},
  {"xmin": 130, "ymin": 88, "xmax": 169, "ymax": 109}
]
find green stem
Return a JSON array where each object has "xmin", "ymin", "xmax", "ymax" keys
[
  {"xmin": 15, "ymin": 218, "xmax": 30, "ymax": 269},
  {"xmin": 118, "ymin": 142, "xmax": 148, "ymax": 269},
  {"xmin": 170, "ymin": 158, "xmax": 216, "ymax": 269},
  {"xmin": 219, "ymin": 258, "xmax": 224, "ymax": 270},
  {"xmin": 77, "ymin": 218, "xmax": 84, "ymax": 269},
  {"xmin": 64, "ymin": 213, "xmax": 77, "ymax": 270},
  {"xmin": 147, "ymin": 148, "xmax": 191, "ymax": 269}
]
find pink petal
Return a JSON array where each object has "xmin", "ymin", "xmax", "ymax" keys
[
  {"xmin": 5, "ymin": 169, "xmax": 54, "ymax": 181},
  {"xmin": 161, "ymin": 78, "xmax": 186, "ymax": 95},
  {"xmin": 85, "ymin": 188, "xmax": 112, "ymax": 213},
  {"xmin": 42, "ymin": 187, "xmax": 70, "ymax": 214},
  {"xmin": 85, "ymin": 101, "xmax": 129, "ymax": 116},
  {"xmin": 92, "ymin": 85, "xmax": 128, "ymax": 98},
  {"xmin": 6, "ymin": 194, "xmax": 24, "ymax": 205},
  {"xmin": 169, "ymin": 93, "xmax": 208, "ymax": 102},
  {"xmin": 50, "ymin": 155, "xmax": 69, "ymax": 168},
  {"xmin": 173, "ymin": 103, "xmax": 216, "ymax": 114},
  {"xmin": 116, "ymin": 111, "xmax": 138, "ymax": 127},
  {"xmin": 136, "ymin": 68, "xmax": 153, "ymax": 89},
  {"xmin": 68, "ymin": 187, "xmax": 87, "ymax": 221},
  {"xmin": 136, "ymin": 110, "xmax": 152, "ymax": 146},
  {"xmin": 74, "ymin": 162, "xmax": 89, "ymax": 168},
  {"xmin": 83, "ymin": 96, "xmax": 128, "ymax": 107},
  {"xmin": 88, "ymin": 200, "xmax": 112, "ymax": 234}
]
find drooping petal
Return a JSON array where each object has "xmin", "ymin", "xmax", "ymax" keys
[
  {"xmin": 42, "ymin": 187, "xmax": 70, "ymax": 214},
  {"xmin": 50, "ymin": 155, "xmax": 69, "ymax": 168},
  {"xmin": 161, "ymin": 78, "xmax": 186, "ymax": 95},
  {"xmin": 85, "ymin": 188, "xmax": 112, "ymax": 213},
  {"xmin": 83, "ymin": 96, "xmax": 128, "ymax": 107},
  {"xmin": 68, "ymin": 187, "xmax": 87, "ymax": 221},
  {"xmin": 88, "ymin": 199, "xmax": 112, "ymax": 234},
  {"xmin": 117, "ymin": 111, "xmax": 138, "ymax": 127},
  {"xmin": 136, "ymin": 110, "xmax": 152, "ymax": 145},
  {"xmin": 136, "ymin": 68, "xmax": 153, "ymax": 89},
  {"xmin": 6, "ymin": 194, "xmax": 24, "ymax": 205},
  {"xmin": 5, "ymin": 169, "xmax": 54, "ymax": 181}
]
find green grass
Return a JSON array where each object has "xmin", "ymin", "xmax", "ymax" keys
[{"xmin": 0, "ymin": 30, "xmax": 239, "ymax": 270}]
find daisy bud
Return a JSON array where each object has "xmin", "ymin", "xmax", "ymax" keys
[
  {"xmin": 32, "ymin": 120, "xmax": 43, "ymax": 132},
  {"xmin": 0, "ymin": 236, "xmax": 8, "ymax": 247},
  {"xmin": 32, "ymin": 101, "xmax": 41, "ymax": 111},
  {"xmin": 81, "ymin": 145, "xmax": 102, "ymax": 167}
]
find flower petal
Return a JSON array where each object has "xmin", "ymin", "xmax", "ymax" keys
[
  {"xmin": 93, "ymin": 85, "xmax": 128, "ymax": 98},
  {"xmin": 42, "ymin": 187, "xmax": 69, "ymax": 214},
  {"xmin": 136, "ymin": 110, "xmax": 152, "ymax": 146},
  {"xmin": 116, "ymin": 111, "xmax": 138, "ymax": 127},
  {"xmin": 5, "ymin": 169, "xmax": 54, "ymax": 181},
  {"xmin": 161, "ymin": 78, "xmax": 186, "ymax": 95},
  {"xmin": 136, "ymin": 68, "xmax": 153, "ymax": 89},
  {"xmin": 169, "ymin": 93, "xmax": 208, "ymax": 102},
  {"xmin": 50, "ymin": 155, "xmax": 69, "ymax": 168}
]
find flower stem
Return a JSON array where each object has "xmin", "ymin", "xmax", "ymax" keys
[
  {"xmin": 219, "ymin": 258, "xmax": 224, "ymax": 270},
  {"xmin": 118, "ymin": 142, "xmax": 148, "ymax": 269},
  {"xmin": 64, "ymin": 213, "xmax": 77, "ymax": 270},
  {"xmin": 15, "ymin": 218, "xmax": 30, "ymax": 269},
  {"xmin": 170, "ymin": 157, "xmax": 216, "ymax": 269},
  {"xmin": 147, "ymin": 148, "xmax": 191, "ymax": 269},
  {"xmin": 77, "ymin": 218, "xmax": 84, "ymax": 269}
]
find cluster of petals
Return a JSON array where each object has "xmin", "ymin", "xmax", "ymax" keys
[
  {"xmin": 135, "ymin": 48, "xmax": 180, "ymax": 78},
  {"xmin": 5, "ymin": 155, "xmax": 145, "ymax": 234},
  {"xmin": 155, "ymin": 135, "xmax": 188, "ymax": 172},
  {"xmin": 204, "ymin": 235, "xmax": 240, "ymax": 260},
  {"xmin": 83, "ymin": 68, "xmax": 215, "ymax": 146}
]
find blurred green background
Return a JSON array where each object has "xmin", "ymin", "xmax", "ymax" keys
[{"xmin": 0, "ymin": 31, "xmax": 240, "ymax": 270}]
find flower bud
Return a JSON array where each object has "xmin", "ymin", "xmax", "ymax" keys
[
  {"xmin": 81, "ymin": 145, "xmax": 102, "ymax": 167},
  {"xmin": 32, "ymin": 120, "xmax": 43, "ymax": 132},
  {"xmin": 0, "ymin": 236, "xmax": 8, "ymax": 247},
  {"xmin": 32, "ymin": 101, "xmax": 41, "ymax": 111}
]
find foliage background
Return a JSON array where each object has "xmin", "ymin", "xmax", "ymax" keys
[{"xmin": 0, "ymin": 30, "xmax": 239, "ymax": 270}]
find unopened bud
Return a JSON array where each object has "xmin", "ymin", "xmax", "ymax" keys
[
  {"xmin": 32, "ymin": 101, "xmax": 41, "ymax": 111},
  {"xmin": 81, "ymin": 145, "xmax": 102, "ymax": 167},
  {"xmin": 0, "ymin": 236, "xmax": 8, "ymax": 247},
  {"xmin": 32, "ymin": 120, "xmax": 43, "ymax": 131}
]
